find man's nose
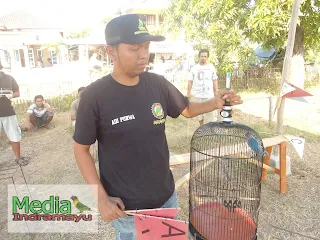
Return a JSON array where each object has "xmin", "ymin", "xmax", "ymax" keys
[{"xmin": 139, "ymin": 48, "xmax": 149, "ymax": 59}]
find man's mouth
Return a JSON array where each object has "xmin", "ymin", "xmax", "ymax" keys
[{"xmin": 138, "ymin": 63, "xmax": 148, "ymax": 68}]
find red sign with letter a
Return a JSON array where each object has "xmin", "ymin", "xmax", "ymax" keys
[{"xmin": 134, "ymin": 215, "xmax": 188, "ymax": 240}]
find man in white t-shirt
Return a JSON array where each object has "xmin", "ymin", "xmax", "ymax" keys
[{"xmin": 187, "ymin": 49, "xmax": 219, "ymax": 125}]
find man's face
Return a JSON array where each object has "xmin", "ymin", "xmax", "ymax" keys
[
  {"xmin": 35, "ymin": 98, "xmax": 44, "ymax": 107},
  {"xmin": 78, "ymin": 90, "xmax": 84, "ymax": 97},
  {"xmin": 199, "ymin": 52, "xmax": 209, "ymax": 65},
  {"xmin": 108, "ymin": 42, "xmax": 150, "ymax": 77}
]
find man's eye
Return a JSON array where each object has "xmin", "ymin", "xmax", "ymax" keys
[{"xmin": 132, "ymin": 48, "xmax": 139, "ymax": 51}]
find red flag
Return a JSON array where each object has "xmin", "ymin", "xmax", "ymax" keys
[
  {"xmin": 134, "ymin": 215, "xmax": 188, "ymax": 240},
  {"xmin": 282, "ymin": 83, "xmax": 313, "ymax": 98},
  {"xmin": 128, "ymin": 208, "xmax": 180, "ymax": 219}
]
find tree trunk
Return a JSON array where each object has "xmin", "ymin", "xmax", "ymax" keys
[{"xmin": 289, "ymin": 25, "xmax": 305, "ymax": 89}]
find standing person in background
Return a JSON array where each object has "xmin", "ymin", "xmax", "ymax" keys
[
  {"xmin": 71, "ymin": 87, "xmax": 85, "ymax": 128},
  {"xmin": 187, "ymin": 49, "xmax": 219, "ymax": 125},
  {"xmin": 0, "ymin": 60, "xmax": 30, "ymax": 166}
]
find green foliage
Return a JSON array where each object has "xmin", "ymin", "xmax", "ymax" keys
[
  {"xmin": 163, "ymin": 0, "xmax": 257, "ymax": 76},
  {"xmin": 68, "ymin": 28, "xmax": 92, "ymax": 39},
  {"xmin": 48, "ymin": 94, "xmax": 77, "ymax": 112},
  {"xmin": 300, "ymin": 0, "xmax": 320, "ymax": 49},
  {"xmin": 306, "ymin": 46, "xmax": 320, "ymax": 64},
  {"xmin": 41, "ymin": 41, "xmax": 63, "ymax": 54},
  {"xmin": 102, "ymin": 16, "xmax": 112, "ymax": 25},
  {"xmin": 246, "ymin": 0, "xmax": 320, "ymax": 52},
  {"xmin": 13, "ymin": 94, "xmax": 78, "ymax": 116},
  {"xmin": 149, "ymin": 23, "xmax": 167, "ymax": 36},
  {"xmin": 164, "ymin": 0, "xmax": 320, "ymax": 75},
  {"xmin": 245, "ymin": 0, "xmax": 294, "ymax": 49}
]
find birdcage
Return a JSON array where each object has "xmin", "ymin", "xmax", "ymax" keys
[{"xmin": 188, "ymin": 122, "xmax": 264, "ymax": 240}]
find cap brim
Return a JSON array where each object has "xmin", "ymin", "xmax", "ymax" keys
[{"xmin": 123, "ymin": 34, "xmax": 165, "ymax": 45}]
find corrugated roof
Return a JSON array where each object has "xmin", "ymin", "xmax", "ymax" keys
[{"xmin": 0, "ymin": 11, "xmax": 62, "ymax": 30}]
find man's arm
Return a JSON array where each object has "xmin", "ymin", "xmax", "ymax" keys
[
  {"xmin": 187, "ymin": 69, "xmax": 194, "ymax": 98},
  {"xmin": 12, "ymin": 92, "xmax": 20, "ymax": 98},
  {"xmin": 25, "ymin": 105, "xmax": 35, "ymax": 129},
  {"xmin": 213, "ymin": 80, "xmax": 218, "ymax": 96},
  {"xmin": 212, "ymin": 66, "xmax": 219, "ymax": 96},
  {"xmin": 70, "ymin": 102, "xmax": 77, "ymax": 121},
  {"xmin": 187, "ymin": 80, "xmax": 193, "ymax": 99},
  {"xmin": 43, "ymin": 100, "xmax": 53, "ymax": 113},
  {"xmin": 74, "ymin": 143, "xmax": 107, "ymax": 198},
  {"xmin": 181, "ymin": 90, "xmax": 242, "ymax": 118},
  {"xmin": 74, "ymin": 141, "xmax": 126, "ymax": 221},
  {"xmin": 12, "ymin": 77, "xmax": 20, "ymax": 98}
]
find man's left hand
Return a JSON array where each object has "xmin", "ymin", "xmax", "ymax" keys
[{"xmin": 214, "ymin": 90, "xmax": 243, "ymax": 109}]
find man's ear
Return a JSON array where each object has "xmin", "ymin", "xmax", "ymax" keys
[{"xmin": 106, "ymin": 45, "xmax": 117, "ymax": 62}]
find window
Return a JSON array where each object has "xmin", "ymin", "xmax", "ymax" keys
[
  {"xmin": 37, "ymin": 49, "xmax": 42, "ymax": 59},
  {"xmin": 0, "ymin": 50, "xmax": 11, "ymax": 69},
  {"xmin": 51, "ymin": 51, "xmax": 58, "ymax": 64},
  {"xmin": 146, "ymin": 15, "xmax": 156, "ymax": 26},
  {"xmin": 14, "ymin": 50, "xmax": 20, "ymax": 63},
  {"xmin": 28, "ymin": 48, "xmax": 35, "ymax": 67},
  {"xmin": 138, "ymin": 14, "xmax": 156, "ymax": 26}
]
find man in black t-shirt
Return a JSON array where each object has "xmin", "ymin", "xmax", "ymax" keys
[
  {"xmin": 73, "ymin": 14, "xmax": 243, "ymax": 240},
  {"xmin": 0, "ymin": 62, "xmax": 30, "ymax": 166}
]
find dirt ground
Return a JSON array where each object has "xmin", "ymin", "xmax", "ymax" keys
[{"xmin": 0, "ymin": 110, "xmax": 320, "ymax": 240}]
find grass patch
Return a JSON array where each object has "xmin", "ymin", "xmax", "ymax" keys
[
  {"xmin": 244, "ymin": 119, "xmax": 320, "ymax": 142},
  {"xmin": 165, "ymin": 116, "xmax": 199, "ymax": 154}
]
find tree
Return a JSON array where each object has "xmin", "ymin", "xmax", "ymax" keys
[
  {"xmin": 163, "ymin": 0, "xmax": 320, "ymax": 82},
  {"xmin": 245, "ymin": 0, "xmax": 320, "ymax": 88},
  {"xmin": 162, "ymin": 0, "xmax": 257, "ymax": 76}
]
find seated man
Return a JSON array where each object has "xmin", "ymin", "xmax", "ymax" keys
[
  {"xmin": 25, "ymin": 95, "xmax": 54, "ymax": 131},
  {"xmin": 71, "ymin": 87, "xmax": 85, "ymax": 128}
]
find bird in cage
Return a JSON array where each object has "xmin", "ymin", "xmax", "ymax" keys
[{"xmin": 245, "ymin": 132, "xmax": 268, "ymax": 156}]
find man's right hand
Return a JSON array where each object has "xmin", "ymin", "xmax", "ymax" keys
[
  {"xmin": 0, "ymin": 94, "xmax": 13, "ymax": 99},
  {"xmin": 98, "ymin": 194, "xmax": 127, "ymax": 222}
]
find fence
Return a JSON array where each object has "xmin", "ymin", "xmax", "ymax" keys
[
  {"xmin": 12, "ymin": 93, "xmax": 78, "ymax": 116},
  {"xmin": 10, "ymin": 67, "xmax": 319, "ymax": 116},
  {"xmin": 164, "ymin": 71, "xmax": 189, "ymax": 95},
  {"xmin": 163, "ymin": 68, "xmax": 283, "ymax": 95},
  {"xmin": 165, "ymin": 67, "xmax": 320, "ymax": 95}
]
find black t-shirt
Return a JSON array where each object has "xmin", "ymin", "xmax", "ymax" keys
[
  {"xmin": 0, "ymin": 72, "xmax": 19, "ymax": 117},
  {"xmin": 73, "ymin": 72, "xmax": 189, "ymax": 210}
]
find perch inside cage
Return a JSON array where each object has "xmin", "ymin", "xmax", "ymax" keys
[{"xmin": 188, "ymin": 75, "xmax": 264, "ymax": 240}]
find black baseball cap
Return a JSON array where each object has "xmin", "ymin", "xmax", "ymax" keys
[{"xmin": 105, "ymin": 14, "xmax": 165, "ymax": 46}]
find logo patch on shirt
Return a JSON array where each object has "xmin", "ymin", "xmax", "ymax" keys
[
  {"xmin": 151, "ymin": 103, "xmax": 164, "ymax": 119},
  {"xmin": 151, "ymin": 103, "xmax": 165, "ymax": 125}
]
